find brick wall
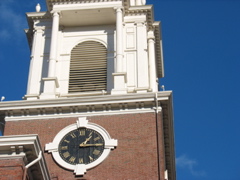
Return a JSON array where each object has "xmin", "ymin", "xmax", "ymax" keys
[
  {"xmin": 0, "ymin": 158, "xmax": 25, "ymax": 180},
  {"xmin": 4, "ymin": 112, "xmax": 164, "ymax": 180}
]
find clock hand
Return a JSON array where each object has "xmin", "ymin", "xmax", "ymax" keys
[
  {"xmin": 81, "ymin": 136, "xmax": 92, "ymax": 145},
  {"xmin": 84, "ymin": 131, "xmax": 93, "ymax": 143},
  {"xmin": 79, "ymin": 143, "xmax": 103, "ymax": 147},
  {"xmin": 79, "ymin": 131, "xmax": 94, "ymax": 146}
]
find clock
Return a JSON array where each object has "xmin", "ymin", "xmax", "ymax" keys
[
  {"xmin": 58, "ymin": 128, "xmax": 105, "ymax": 165},
  {"xmin": 45, "ymin": 117, "xmax": 117, "ymax": 175}
]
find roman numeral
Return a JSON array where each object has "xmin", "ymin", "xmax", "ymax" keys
[
  {"xmin": 93, "ymin": 149, "xmax": 100, "ymax": 155},
  {"xmin": 79, "ymin": 158, "xmax": 84, "ymax": 164},
  {"xmin": 89, "ymin": 131, "xmax": 93, "ymax": 136},
  {"xmin": 64, "ymin": 139, "xmax": 70, "ymax": 143},
  {"xmin": 63, "ymin": 152, "xmax": 70, "ymax": 158},
  {"xmin": 69, "ymin": 156, "xmax": 76, "ymax": 163},
  {"xmin": 61, "ymin": 146, "xmax": 68, "ymax": 150},
  {"xmin": 94, "ymin": 137, "xmax": 100, "ymax": 141},
  {"xmin": 89, "ymin": 156, "xmax": 94, "ymax": 162},
  {"xmin": 79, "ymin": 129, "xmax": 85, "ymax": 136},
  {"xmin": 70, "ymin": 133, "xmax": 76, "ymax": 138}
]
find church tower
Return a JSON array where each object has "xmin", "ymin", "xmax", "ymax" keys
[
  {"xmin": 25, "ymin": 0, "xmax": 163, "ymax": 100},
  {"xmin": 0, "ymin": 0, "xmax": 176, "ymax": 179}
]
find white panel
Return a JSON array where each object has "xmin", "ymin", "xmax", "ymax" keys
[
  {"xmin": 126, "ymin": 52, "xmax": 136, "ymax": 87},
  {"xmin": 58, "ymin": 55, "xmax": 70, "ymax": 94},
  {"xmin": 130, "ymin": 0, "xmax": 136, "ymax": 6},
  {"xmin": 126, "ymin": 34, "xmax": 135, "ymax": 49},
  {"xmin": 124, "ymin": 15, "xmax": 147, "ymax": 23},
  {"xmin": 126, "ymin": 27, "xmax": 134, "ymax": 33},
  {"xmin": 136, "ymin": 23, "xmax": 149, "ymax": 88},
  {"xmin": 59, "ymin": 80, "xmax": 69, "ymax": 94},
  {"xmin": 59, "ymin": 56, "xmax": 70, "ymax": 80},
  {"xmin": 40, "ymin": 56, "xmax": 49, "ymax": 93},
  {"xmin": 125, "ymin": 26, "xmax": 136, "ymax": 50}
]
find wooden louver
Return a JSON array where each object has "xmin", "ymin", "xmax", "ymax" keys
[{"xmin": 69, "ymin": 41, "xmax": 107, "ymax": 93}]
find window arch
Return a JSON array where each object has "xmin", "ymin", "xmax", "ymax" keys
[{"xmin": 68, "ymin": 41, "xmax": 107, "ymax": 93}]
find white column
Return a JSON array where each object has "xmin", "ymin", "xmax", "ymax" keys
[
  {"xmin": 130, "ymin": 0, "xmax": 136, "ymax": 6},
  {"xmin": 40, "ymin": 11, "xmax": 60, "ymax": 99},
  {"xmin": 136, "ymin": 0, "xmax": 142, "ymax": 5},
  {"xmin": 26, "ymin": 27, "xmax": 44, "ymax": 99},
  {"xmin": 135, "ymin": 22, "xmax": 149, "ymax": 92},
  {"xmin": 48, "ymin": 11, "xmax": 59, "ymax": 77},
  {"xmin": 148, "ymin": 30, "xmax": 157, "ymax": 92},
  {"xmin": 111, "ymin": 7, "xmax": 127, "ymax": 94},
  {"xmin": 116, "ymin": 7, "xmax": 123, "ymax": 73}
]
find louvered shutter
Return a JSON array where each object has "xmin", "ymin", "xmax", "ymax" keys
[{"xmin": 69, "ymin": 41, "xmax": 107, "ymax": 93}]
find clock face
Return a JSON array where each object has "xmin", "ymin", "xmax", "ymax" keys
[{"xmin": 58, "ymin": 128, "xmax": 105, "ymax": 165}]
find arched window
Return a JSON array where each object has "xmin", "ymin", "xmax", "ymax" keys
[{"xmin": 69, "ymin": 41, "xmax": 107, "ymax": 93}]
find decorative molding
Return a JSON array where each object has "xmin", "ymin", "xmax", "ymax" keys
[
  {"xmin": 0, "ymin": 92, "xmax": 171, "ymax": 119},
  {"xmin": 60, "ymin": 91, "xmax": 108, "ymax": 98},
  {"xmin": 4, "ymin": 108, "xmax": 155, "ymax": 122},
  {"xmin": 152, "ymin": 21, "xmax": 164, "ymax": 78},
  {"xmin": 42, "ymin": 77, "xmax": 60, "ymax": 88},
  {"xmin": 124, "ymin": 6, "xmax": 164, "ymax": 78},
  {"xmin": 125, "ymin": 5, "xmax": 153, "ymax": 25},
  {"xmin": 51, "ymin": 1, "xmax": 122, "ymax": 12},
  {"xmin": 0, "ymin": 135, "xmax": 50, "ymax": 180},
  {"xmin": 47, "ymin": 0, "xmax": 123, "ymax": 10},
  {"xmin": 112, "ymin": 72, "xmax": 127, "ymax": 81},
  {"xmin": 26, "ymin": 12, "xmax": 51, "ymax": 22},
  {"xmin": 45, "ymin": 117, "xmax": 117, "ymax": 175}
]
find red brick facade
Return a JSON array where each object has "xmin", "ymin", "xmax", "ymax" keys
[
  {"xmin": 4, "ymin": 112, "xmax": 165, "ymax": 180},
  {"xmin": 0, "ymin": 158, "xmax": 26, "ymax": 180}
]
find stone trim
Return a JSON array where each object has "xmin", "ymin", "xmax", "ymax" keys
[
  {"xmin": 0, "ymin": 135, "xmax": 50, "ymax": 180},
  {"xmin": 0, "ymin": 92, "xmax": 171, "ymax": 120}
]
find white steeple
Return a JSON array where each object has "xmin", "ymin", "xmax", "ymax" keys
[{"xmin": 24, "ymin": 0, "xmax": 164, "ymax": 100}]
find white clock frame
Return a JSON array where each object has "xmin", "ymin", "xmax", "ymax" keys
[{"xmin": 45, "ymin": 117, "xmax": 118, "ymax": 175}]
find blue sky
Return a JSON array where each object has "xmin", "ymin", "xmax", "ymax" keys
[{"xmin": 0, "ymin": 0, "xmax": 240, "ymax": 179}]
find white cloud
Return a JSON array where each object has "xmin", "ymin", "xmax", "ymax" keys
[
  {"xmin": 176, "ymin": 154, "xmax": 206, "ymax": 177},
  {"xmin": 0, "ymin": 1, "xmax": 26, "ymax": 40}
]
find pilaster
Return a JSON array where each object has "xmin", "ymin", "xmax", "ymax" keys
[
  {"xmin": 25, "ymin": 26, "xmax": 44, "ymax": 100},
  {"xmin": 135, "ymin": 21, "xmax": 149, "ymax": 92},
  {"xmin": 40, "ymin": 11, "xmax": 60, "ymax": 99},
  {"xmin": 148, "ymin": 29, "xmax": 158, "ymax": 92},
  {"xmin": 116, "ymin": 7, "xmax": 124, "ymax": 73},
  {"xmin": 112, "ymin": 7, "xmax": 127, "ymax": 95}
]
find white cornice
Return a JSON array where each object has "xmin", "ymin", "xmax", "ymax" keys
[
  {"xmin": 52, "ymin": 1, "xmax": 122, "ymax": 11},
  {"xmin": 5, "ymin": 108, "xmax": 155, "ymax": 122},
  {"xmin": 26, "ymin": 12, "xmax": 51, "ymax": 24},
  {"xmin": 0, "ymin": 92, "xmax": 171, "ymax": 125},
  {"xmin": 0, "ymin": 135, "xmax": 50, "ymax": 180},
  {"xmin": 125, "ymin": 5, "xmax": 153, "ymax": 23},
  {"xmin": 47, "ymin": 0, "xmax": 123, "ymax": 11},
  {"xmin": 153, "ymin": 21, "xmax": 164, "ymax": 78},
  {"xmin": 0, "ymin": 91, "xmax": 171, "ymax": 111},
  {"xmin": 26, "ymin": 12, "xmax": 49, "ymax": 18}
]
